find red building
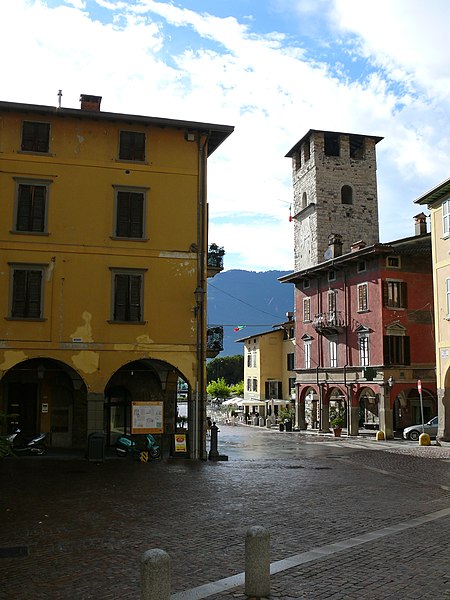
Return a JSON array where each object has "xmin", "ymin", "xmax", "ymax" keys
[{"xmin": 280, "ymin": 217, "xmax": 437, "ymax": 438}]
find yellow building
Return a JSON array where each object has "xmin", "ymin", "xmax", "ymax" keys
[
  {"xmin": 0, "ymin": 95, "xmax": 233, "ymax": 458},
  {"xmin": 416, "ymin": 181, "xmax": 450, "ymax": 442},
  {"xmin": 236, "ymin": 314, "xmax": 296, "ymax": 421}
]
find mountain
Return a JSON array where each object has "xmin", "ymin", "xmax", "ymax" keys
[{"xmin": 207, "ymin": 269, "xmax": 294, "ymax": 357}]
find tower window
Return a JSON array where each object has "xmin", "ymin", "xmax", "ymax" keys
[
  {"xmin": 349, "ymin": 135, "xmax": 364, "ymax": 159},
  {"xmin": 341, "ymin": 185, "xmax": 353, "ymax": 205},
  {"xmin": 303, "ymin": 138, "xmax": 310, "ymax": 161},
  {"xmin": 324, "ymin": 133, "xmax": 340, "ymax": 157},
  {"xmin": 301, "ymin": 191, "xmax": 307, "ymax": 209}
]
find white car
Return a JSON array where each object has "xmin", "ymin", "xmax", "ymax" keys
[{"xmin": 402, "ymin": 416, "xmax": 438, "ymax": 441}]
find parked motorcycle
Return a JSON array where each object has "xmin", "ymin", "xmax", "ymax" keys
[
  {"xmin": 7, "ymin": 429, "xmax": 48, "ymax": 455},
  {"xmin": 115, "ymin": 433, "xmax": 161, "ymax": 460}
]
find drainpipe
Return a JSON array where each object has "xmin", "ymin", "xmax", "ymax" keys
[{"xmin": 195, "ymin": 131, "xmax": 209, "ymax": 460}]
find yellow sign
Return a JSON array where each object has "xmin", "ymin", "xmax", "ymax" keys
[{"xmin": 174, "ymin": 433, "xmax": 187, "ymax": 453}]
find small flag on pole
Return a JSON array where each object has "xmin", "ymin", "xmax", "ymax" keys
[
  {"xmin": 289, "ymin": 204, "xmax": 293, "ymax": 222},
  {"xmin": 234, "ymin": 325, "xmax": 245, "ymax": 332}
]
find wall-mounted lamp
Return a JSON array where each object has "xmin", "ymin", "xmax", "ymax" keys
[{"xmin": 387, "ymin": 376, "xmax": 394, "ymax": 388}]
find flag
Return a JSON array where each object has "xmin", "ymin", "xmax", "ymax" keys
[
  {"xmin": 234, "ymin": 325, "xmax": 245, "ymax": 332},
  {"xmin": 289, "ymin": 204, "xmax": 293, "ymax": 222}
]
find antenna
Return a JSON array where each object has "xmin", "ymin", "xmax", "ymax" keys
[{"xmin": 57, "ymin": 90, "xmax": 62, "ymax": 109}]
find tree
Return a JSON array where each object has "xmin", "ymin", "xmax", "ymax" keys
[
  {"xmin": 207, "ymin": 377, "xmax": 231, "ymax": 400},
  {"xmin": 230, "ymin": 381, "xmax": 244, "ymax": 397},
  {"xmin": 206, "ymin": 355, "xmax": 244, "ymax": 385}
]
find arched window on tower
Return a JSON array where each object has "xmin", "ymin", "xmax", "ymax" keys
[
  {"xmin": 341, "ymin": 185, "xmax": 353, "ymax": 205},
  {"xmin": 301, "ymin": 191, "xmax": 307, "ymax": 209}
]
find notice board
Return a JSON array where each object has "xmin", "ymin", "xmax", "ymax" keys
[{"xmin": 131, "ymin": 401, "xmax": 164, "ymax": 434}]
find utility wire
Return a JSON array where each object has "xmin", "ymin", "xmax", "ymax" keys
[{"xmin": 207, "ymin": 281, "xmax": 289, "ymax": 319}]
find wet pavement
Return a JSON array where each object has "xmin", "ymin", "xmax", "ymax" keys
[{"xmin": 1, "ymin": 424, "xmax": 450, "ymax": 599}]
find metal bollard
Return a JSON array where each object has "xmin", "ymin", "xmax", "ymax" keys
[
  {"xmin": 209, "ymin": 422, "xmax": 220, "ymax": 460},
  {"xmin": 140, "ymin": 549, "xmax": 171, "ymax": 600},
  {"xmin": 245, "ymin": 526, "xmax": 270, "ymax": 598}
]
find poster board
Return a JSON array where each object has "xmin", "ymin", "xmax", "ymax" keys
[
  {"xmin": 173, "ymin": 433, "xmax": 187, "ymax": 453},
  {"xmin": 131, "ymin": 401, "xmax": 163, "ymax": 434}
]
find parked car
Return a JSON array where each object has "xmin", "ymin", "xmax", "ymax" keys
[{"xmin": 402, "ymin": 416, "xmax": 438, "ymax": 441}]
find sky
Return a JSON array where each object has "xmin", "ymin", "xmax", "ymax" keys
[{"xmin": 3, "ymin": 0, "xmax": 450, "ymax": 272}]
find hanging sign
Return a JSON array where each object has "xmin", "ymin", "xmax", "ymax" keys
[{"xmin": 131, "ymin": 401, "xmax": 163, "ymax": 434}]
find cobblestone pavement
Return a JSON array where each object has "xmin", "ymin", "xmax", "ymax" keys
[{"xmin": 1, "ymin": 425, "xmax": 450, "ymax": 599}]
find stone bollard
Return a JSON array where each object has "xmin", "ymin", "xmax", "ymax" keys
[
  {"xmin": 375, "ymin": 430, "xmax": 385, "ymax": 441},
  {"xmin": 140, "ymin": 549, "xmax": 171, "ymax": 600},
  {"xmin": 419, "ymin": 433, "xmax": 431, "ymax": 446},
  {"xmin": 245, "ymin": 526, "xmax": 270, "ymax": 598}
]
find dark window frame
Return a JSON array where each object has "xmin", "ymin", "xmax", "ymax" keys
[
  {"xmin": 9, "ymin": 264, "xmax": 46, "ymax": 319},
  {"xmin": 383, "ymin": 280, "xmax": 407, "ymax": 309},
  {"xmin": 118, "ymin": 130, "xmax": 146, "ymax": 162},
  {"xmin": 113, "ymin": 187, "xmax": 147, "ymax": 239},
  {"xmin": 110, "ymin": 268, "xmax": 146, "ymax": 323},
  {"xmin": 21, "ymin": 121, "xmax": 50, "ymax": 153},
  {"xmin": 13, "ymin": 179, "xmax": 51, "ymax": 233}
]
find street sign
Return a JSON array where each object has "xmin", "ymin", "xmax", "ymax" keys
[{"xmin": 417, "ymin": 379, "xmax": 422, "ymax": 394}]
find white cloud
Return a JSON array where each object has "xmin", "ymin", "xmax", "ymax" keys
[{"xmin": 2, "ymin": 0, "xmax": 450, "ymax": 269}]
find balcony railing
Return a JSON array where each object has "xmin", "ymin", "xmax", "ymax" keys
[
  {"xmin": 207, "ymin": 243, "xmax": 225, "ymax": 278},
  {"xmin": 207, "ymin": 326, "xmax": 223, "ymax": 358},
  {"xmin": 312, "ymin": 311, "xmax": 346, "ymax": 334}
]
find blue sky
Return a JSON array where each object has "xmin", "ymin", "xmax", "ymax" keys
[{"xmin": 3, "ymin": 0, "xmax": 450, "ymax": 271}]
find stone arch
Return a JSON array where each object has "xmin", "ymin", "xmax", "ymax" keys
[
  {"xmin": 0, "ymin": 357, "xmax": 87, "ymax": 447},
  {"xmin": 357, "ymin": 386, "xmax": 379, "ymax": 429}
]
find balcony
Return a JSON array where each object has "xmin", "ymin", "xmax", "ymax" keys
[
  {"xmin": 207, "ymin": 243, "xmax": 225, "ymax": 278},
  {"xmin": 207, "ymin": 326, "xmax": 224, "ymax": 358},
  {"xmin": 312, "ymin": 311, "xmax": 346, "ymax": 335}
]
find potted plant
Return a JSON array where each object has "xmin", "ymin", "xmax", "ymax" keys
[
  {"xmin": 279, "ymin": 406, "xmax": 295, "ymax": 432},
  {"xmin": 330, "ymin": 413, "xmax": 345, "ymax": 437}
]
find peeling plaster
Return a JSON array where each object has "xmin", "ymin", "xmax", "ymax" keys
[
  {"xmin": 70, "ymin": 312, "xmax": 94, "ymax": 342},
  {"xmin": 136, "ymin": 334, "xmax": 155, "ymax": 348},
  {"xmin": 0, "ymin": 350, "xmax": 28, "ymax": 371},
  {"xmin": 71, "ymin": 351, "xmax": 99, "ymax": 374}
]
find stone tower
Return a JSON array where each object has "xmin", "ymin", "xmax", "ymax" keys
[{"xmin": 285, "ymin": 129, "xmax": 383, "ymax": 271}]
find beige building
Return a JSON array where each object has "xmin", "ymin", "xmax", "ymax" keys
[
  {"xmin": 416, "ymin": 179, "xmax": 450, "ymax": 441},
  {"xmin": 236, "ymin": 315, "xmax": 296, "ymax": 420}
]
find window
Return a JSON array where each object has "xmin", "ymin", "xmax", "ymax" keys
[
  {"xmin": 301, "ymin": 191, "xmax": 307, "ymax": 209},
  {"xmin": 329, "ymin": 337, "xmax": 337, "ymax": 367},
  {"xmin": 303, "ymin": 138, "xmax": 310, "ymax": 161},
  {"xmin": 359, "ymin": 334, "xmax": 370, "ymax": 366},
  {"xmin": 328, "ymin": 270, "xmax": 336, "ymax": 282},
  {"xmin": 14, "ymin": 180, "xmax": 50, "ymax": 233},
  {"xmin": 447, "ymin": 278, "xmax": 450, "ymax": 318},
  {"xmin": 252, "ymin": 351, "xmax": 257, "ymax": 368},
  {"xmin": 357, "ymin": 283, "xmax": 368, "ymax": 312},
  {"xmin": 289, "ymin": 377, "xmax": 296, "ymax": 397},
  {"xmin": 304, "ymin": 340, "xmax": 311, "ymax": 369},
  {"xmin": 386, "ymin": 256, "xmax": 401, "ymax": 269},
  {"xmin": 383, "ymin": 280, "xmax": 407, "ymax": 309},
  {"xmin": 111, "ymin": 269, "xmax": 145, "ymax": 322},
  {"xmin": 252, "ymin": 378, "xmax": 258, "ymax": 392},
  {"xmin": 303, "ymin": 279, "xmax": 310, "ymax": 289},
  {"xmin": 114, "ymin": 188, "xmax": 146, "ymax": 239},
  {"xmin": 294, "ymin": 152, "xmax": 301, "ymax": 171},
  {"xmin": 384, "ymin": 327, "xmax": 410, "ymax": 365},
  {"xmin": 303, "ymin": 298, "xmax": 311, "ymax": 322},
  {"xmin": 443, "ymin": 200, "xmax": 450, "ymax": 237},
  {"xmin": 341, "ymin": 185, "xmax": 353, "ymax": 205},
  {"xmin": 328, "ymin": 290, "xmax": 337, "ymax": 314},
  {"xmin": 247, "ymin": 351, "xmax": 252, "ymax": 368},
  {"xmin": 247, "ymin": 378, "xmax": 252, "ymax": 392},
  {"xmin": 21, "ymin": 121, "xmax": 50, "ymax": 153},
  {"xmin": 324, "ymin": 132, "xmax": 340, "ymax": 157},
  {"xmin": 119, "ymin": 131, "xmax": 146, "ymax": 161},
  {"xmin": 287, "ymin": 353, "xmax": 295, "ymax": 371},
  {"xmin": 357, "ymin": 260, "xmax": 366, "ymax": 273},
  {"xmin": 10, "ymin": 266, "xmax": 44, "ymax": 319},
  {"xmin": 349, "ymin": 135, "xmax": 364, "ymax": 159}
]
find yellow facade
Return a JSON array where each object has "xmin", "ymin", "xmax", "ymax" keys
[
  {"xmin": 0, "ymin": 98, "xmax": 233, "ymax": 456},
  {"xmin": 416, "ymin": 182, "xmax": 450, "ymax": 441}
]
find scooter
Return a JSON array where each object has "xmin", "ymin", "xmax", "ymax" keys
[
  {"xmin": 115, "ymin": 433, "xmax": 161, "ymax": 460},
  {"xmin": 7, "ymin": 429, "xmax": 48, "ymax": 455}
]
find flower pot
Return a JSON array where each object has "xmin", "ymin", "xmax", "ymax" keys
[
  {"xmin": 333, "ymin": 427, "xmax": 342, "ymax": 437},
  {"xmin": 279, "ymin": 422, "xmax": 285, "ymax": 432},
  {"xmin": 284, "ymin": 420, "xmax": 293, "ymax": 432}
]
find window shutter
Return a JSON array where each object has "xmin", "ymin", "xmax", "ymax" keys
[
  {"xmin": 129, "ymin": 193, "xmax": 144, "ymax": 238},
  {"xmin": 403, "ymin": 336, "xmax": 411, "ymax": 365},
  {"xmin": 383, "ymin": 336, "xmax": 390, "ymax": 365},
  {"xmin": 31, "ymin": 186, "xmax": 46, "ymax": 232},
  {"xmin": 116, "ymin": 192, "xmax": 130, "ymax": 237},
  {"xmin": 265, "ymin": 382, "xmax": 270, "ymax": 398},
  {"xmin": 12, "ymin": 270, "xmax": 27, "ymax": 317},
  {"xmin": 27, "ymin": 271, "xmax": 42, "ymax": 318},
  {"xmin": 17, "ymin": 185, "xmax": 32, "ymax": 231},
  {"xmin": 129, "ymin": 275, "xmax": 142, "ymax": 321},
  {"xmin": 278, "ymin": 382, "xmax": 283, "ymax": 398},
  {"xmin": 401, "ymin": 282, "xmax": 408, "ymax": 309},
  {"xmin": 114, "ymin": 274, "xmax": 128, "ymax": 321}
]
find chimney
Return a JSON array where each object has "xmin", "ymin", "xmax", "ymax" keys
[
  {"xmin": 80, "ymin": 94, "xmax": 102, "ymax": 112},
  {"xmin": 351, "ymin": 240, "xmax": 366, "ymax": 252},
  {"xmin": 327, "ymin": 233, "xmax": 343, "ymax": 258},
  {"xmin": 414, "ymin": 212, "xmax": 427, "ymax": 236}
]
